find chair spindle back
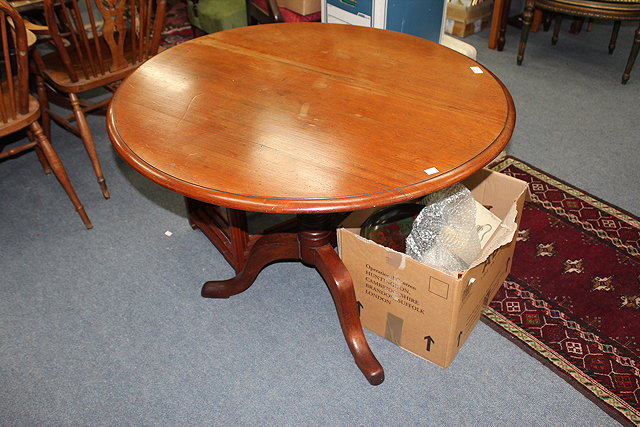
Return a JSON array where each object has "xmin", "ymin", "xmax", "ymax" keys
[
  {"xmin": 0, "ymin": 0, "xmax": 29, "ymax": 124},
  {"xmin": 44, "ymin": 0, "xmax": 167, "ymax": 82}
]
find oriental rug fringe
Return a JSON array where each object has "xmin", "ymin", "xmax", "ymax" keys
[{"xmin": 486, "ymin": 156, "xmax": 640, "ymax": 426}]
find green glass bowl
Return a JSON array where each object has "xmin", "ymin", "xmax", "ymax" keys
[{"xmin": 359, "ymin": 203, "xmax": 424, "ymax": 253}]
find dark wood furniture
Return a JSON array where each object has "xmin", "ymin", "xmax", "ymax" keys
[
  {"xmin": 489, "ymin": 0, "xmax": 512, "ymax": 50},
  {"xmin": 31, "ymin": 0, "xmax": 168, "ymax": 199},
  {"xmin": 517, "ymin": 0, "xmax": 640, "ymax": 83},
  {"xmin": 9, "ymin": 0, "xmax": 43, "ymax": 13},
  {"xmin": 246, "ymin": 0, "xmax": 280, "ymax": 23},
  {"xmin": 9, "ymin": 0, "xmax": 59, "ymax": 35},
  {"xmin": 489, "ymin": 0, "xmax": 546, "ymax": 51},
  {"xmin": 106, "ymin": 23, "xmax": 515, "ymax": 384},
  {"xmin": 0, "ymin": 0, "xmax": 91, "ymax": 228}
]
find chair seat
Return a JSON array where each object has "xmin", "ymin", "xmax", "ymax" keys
[
  {"xmin": 39, "ymin": 35, "xmax": 145, "ymax": 93},
  {"xmin": 535, "ymin": 0, "xmax": 640, "ymax": 20}
]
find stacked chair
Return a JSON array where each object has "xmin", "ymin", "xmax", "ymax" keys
[
  {"xmin": 0, "ymin": 0, "xmax": 92, "ymax": 228},
  {"xmin": 1, "ymin": 0, "xmax": 169, "ymax": 228},
  {"xmin": 32, "ymin": 0, "xmax": 169, "ymax": 199}
]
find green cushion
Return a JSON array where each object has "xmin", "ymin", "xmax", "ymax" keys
[{"xmin": 187, "ymin": 0, "xmax": 247, "ymax": 33}]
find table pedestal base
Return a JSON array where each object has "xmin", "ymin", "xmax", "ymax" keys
[{"xmin": 186, "ymin": 198, "xmax": 384, "ymax": 385}]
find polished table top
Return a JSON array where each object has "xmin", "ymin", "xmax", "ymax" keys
[
  {"xmin": 107, "ymin": 23, "xmax": 515, "ymax": 214},
  {"xmin": 107, "ymin": 22, "xmax": 516, "ymax": 385}
]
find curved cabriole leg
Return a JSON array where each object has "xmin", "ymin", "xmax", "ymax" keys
[
  {"xmin": 517, "ymin": 0, "xmax": 535, "ymax": 65},
  {"xmin": 34, "ymin": 72, "xmax": 51, "ymax": 140},
  {"xmin": 622, "ymin": 25, "xmax": 640, "ymax": 84},
  {"xmin": 201, "ymin": 233, "xmax": 300, "ymax": 298},
  {"xmin": 314, "ymin": 244, "xmax": 385, "ymax": 385},
  {"xmin": 198, "ymin": 211, "xmax": 384, "ymax": 384},
  {"xmin": 297, "ymin": 214, "xmax": 384, "ymax": 385}
]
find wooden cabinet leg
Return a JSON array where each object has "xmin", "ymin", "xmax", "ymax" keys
[
  {"xmin": 489, "ymin": 0, "xmax": 506, "ymax": 49},
  {"xmin": 497, "ymin": 0, "xmax": 512, "ymax": 51}
]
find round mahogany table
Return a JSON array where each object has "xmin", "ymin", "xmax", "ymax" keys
[{"xmin": 107, "ymin": 22, "xmax": 515, "ymax": 385}]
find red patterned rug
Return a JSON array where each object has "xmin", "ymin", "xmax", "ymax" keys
[
  {"xmin": 485, "ymin": 156, "xmax": 640, "ymax": 425},
  {"xmin": 161, "ymin": 0, "xmax": 194, "ymax": 49}
]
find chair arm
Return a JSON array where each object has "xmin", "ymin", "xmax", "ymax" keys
[{"xmin": 24, "ymin": 20, "xmax": 49, "ymax": 35}]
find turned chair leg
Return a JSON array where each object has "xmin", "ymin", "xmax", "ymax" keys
[
  {"xmin": 32, "ymin": 144, "xmax": 52, "ymax": 174},
  {"xmin": 28, "ymin": 129, "xmax": 52, "ymax": 174},
  {"xmin": 69, "ymin": 92, "xmax": 110, "ymax": 199},
  {"xmin": 569, "ymin": 17, "xmax": 583, "ymax": 34},
  {"xmin": 30, "ymin": 121, "xmax": 93, "ymax": 229},
  {"xmin": 609, "ymin": 21, "xmax": 621, "ymax": 54},
  {"xmin": 34, "ymin": 73, "xmax": 52, "ymax": 142},
  {"xmin": 517, "ymin": 0, "xmax": 535, "ymax": 65},
  {"xmin": 32, "ymin": 75, "xmax": 52, "ymax": 175},
  {"xmin": 542, "ymin": 11, "xmax": 553, "ymax": 31},
  {"xmin": 622, "ymin": 24, "xmax": 640, "ymax": 84},
  {"xmin": 552, "ymin": 15, "xmax": 562, "ymax": 45}
]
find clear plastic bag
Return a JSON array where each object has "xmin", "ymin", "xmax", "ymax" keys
[{"xmin": 406, "ymin": 183, "xmax": 481, "ymax": 275}]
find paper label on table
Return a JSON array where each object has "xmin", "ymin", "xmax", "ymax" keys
[
  {"xmin": 424, "ymin": 167, "xmax": 439, "ymax": 175},
  {"xmin": 470, "ymin": 66, "xmax": 483, "ymax": 74}
]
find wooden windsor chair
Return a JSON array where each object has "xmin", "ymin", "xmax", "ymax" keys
[
  {"xmin": 516, "ymin": 0, "xmax": 640, "ymax": 84},
  {"xmin": 32, "ymin": 0, "xmax": 168, "ymax": 199},
  {"xmin": 0, "ymin": 0, "xmax": 92, "ymax": 228}
]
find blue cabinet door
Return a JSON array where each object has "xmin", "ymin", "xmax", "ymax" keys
[{"xmin": 386, "ymin": 0, "xmax": 444, "ymax": 42}]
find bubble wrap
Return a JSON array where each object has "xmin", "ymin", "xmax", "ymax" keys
[{"xmin": 406, "ymin": 183, "xmax": 481, "ymax": 274}]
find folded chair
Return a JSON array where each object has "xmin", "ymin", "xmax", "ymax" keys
[
  {"xmin": 32, "ymin": 0, "xmax": 168, "ymax": 198},
  {"xmin": 516, "ymin": 0, "xmax": 640, "ymax": 84},
  {"xmin": 0, "ymin": 0, "xmax": 92, "ymax": 228}
]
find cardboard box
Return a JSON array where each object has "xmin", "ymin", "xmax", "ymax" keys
[
  {"xmin": 445, "ymin": 0, "xmax": 492, "ymax": 37},
  {"xmin": 445, "ymin": 16, "xmax": 489, "ymax": 37},
  {"xmin": 277, "ymin": 0, "xmax": 320, "ymax": 15},
  {"xmin": 337, "ymin": 170, "xmax": 528, "ymax": 368}
]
